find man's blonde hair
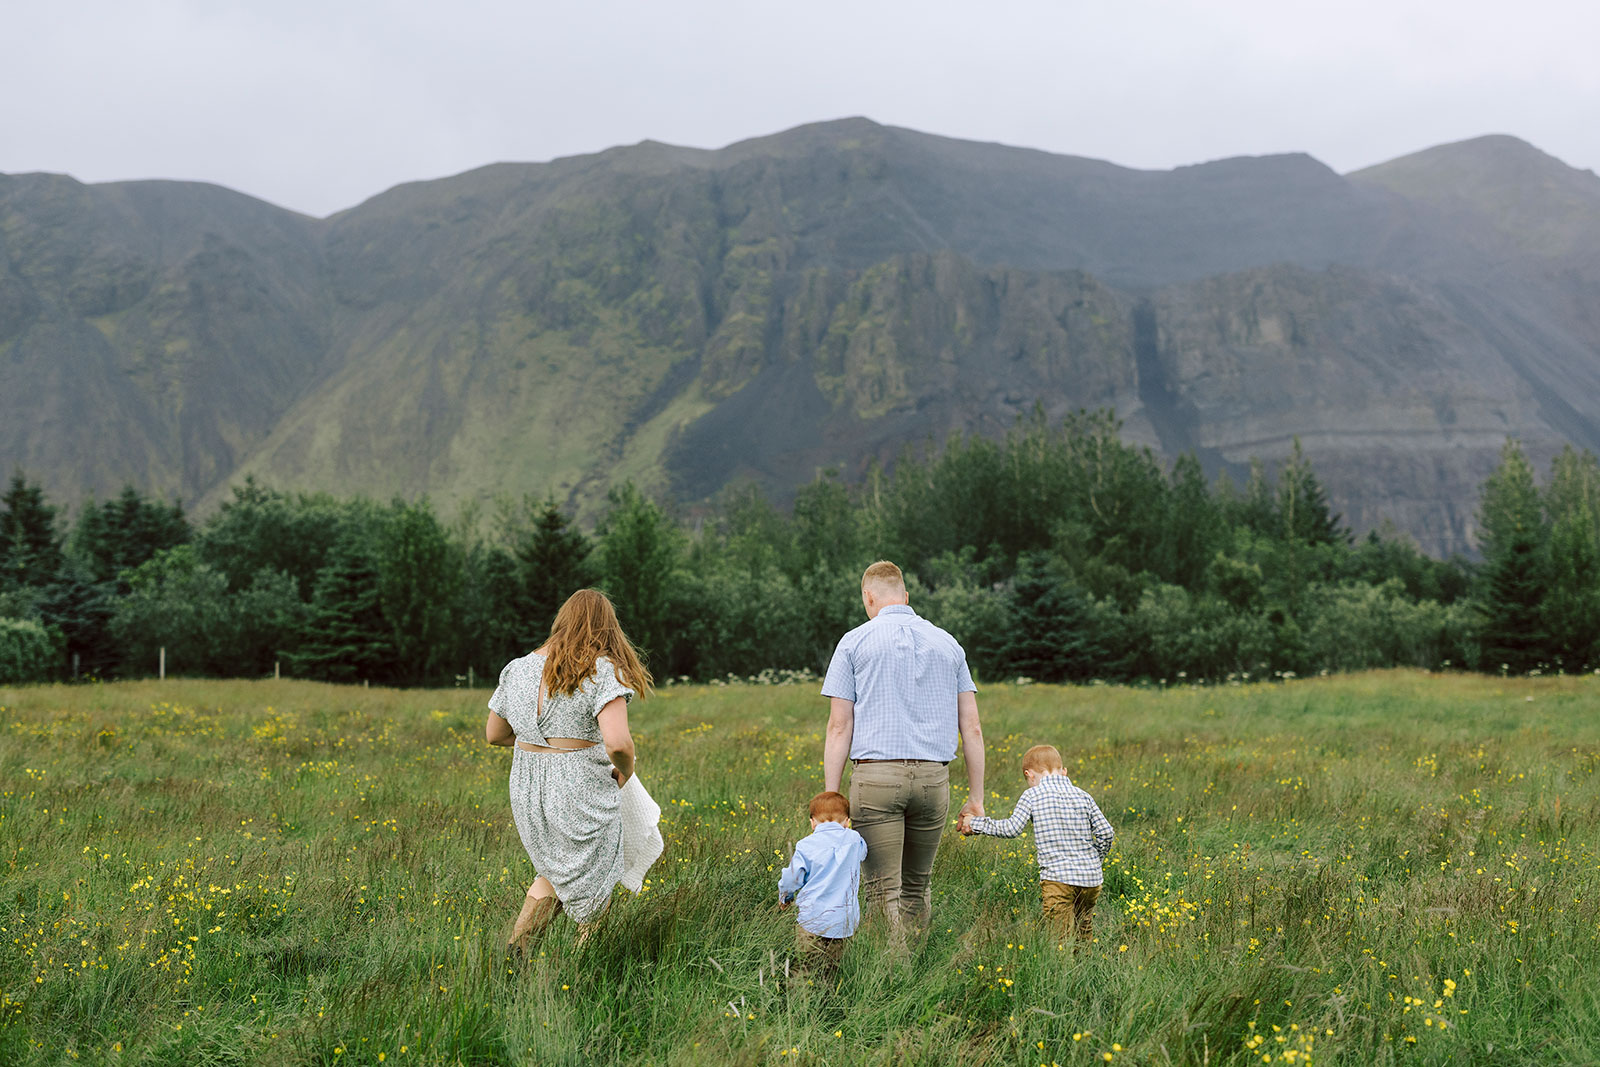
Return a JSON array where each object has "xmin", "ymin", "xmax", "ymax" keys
[
  {"xmin": 1022, "ymin": 744, "xmax": 1064, "ymax": 774},
  {"xmin": 861, "ymin": 560, "xmax": 906, "ymax": 595}
]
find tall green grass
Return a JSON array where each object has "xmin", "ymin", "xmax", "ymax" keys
[{"xmin": 3, "ymin": 671, "xmax": 1599, "ymax": 1065}]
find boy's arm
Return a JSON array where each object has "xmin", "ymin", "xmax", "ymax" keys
[
  {"xmin": 777, "ymin": 843, "xmax": 810, "ymax": 904},
  {"xmin": 1089, "ymin": 800, "xmax": 1115, "ymax": 859},
  {"xmin": 968, "ymin": 791, "xmax": 1033, "ymax": 839}
]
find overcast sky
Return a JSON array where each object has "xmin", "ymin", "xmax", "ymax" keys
[{"xmin": 4, "ymin": 0, "xmax": 1596, "ymax": 218}]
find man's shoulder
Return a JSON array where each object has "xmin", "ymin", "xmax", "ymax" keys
[
  {"xmin": 835, "ymin": 617, "xmax": 879, "ymax": 647},
  {"xmin": 907, "ymin": 613, "xmax": 965, "ymax": 653}
]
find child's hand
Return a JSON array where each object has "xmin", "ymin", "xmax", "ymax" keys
[
  {"xmin": 778, "ymin": 898, "xmax": 790, "ymax": 910},
  {"xmin": 956, "ymin": 813, "xmax": 973, "ymax": 835}
]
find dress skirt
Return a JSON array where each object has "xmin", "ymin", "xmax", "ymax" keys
[{"xmin": 509, "ymin": 744, "xmax": 624, "ymax": 922}]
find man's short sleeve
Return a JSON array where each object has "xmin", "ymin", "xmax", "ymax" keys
[
  {"xmin": 820, "ymin": 639, "xmax": 856, "ymax": 701},
  {"xmin": 945, "ymin": 634, "xmax": 976, "ymax": 693},
  {"xmin": 957, "ymin": 654, "xmax": 976, "ymax": 694}
]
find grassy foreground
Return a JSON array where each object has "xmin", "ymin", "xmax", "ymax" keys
[{"xmin": 3, "ymin": 672, "xmax": 1600, "ymax": 1066}]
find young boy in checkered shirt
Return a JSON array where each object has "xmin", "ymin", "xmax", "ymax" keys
[{"xmin": 959, "ymin": 744, "xmax": 1114, "ymax": 939}]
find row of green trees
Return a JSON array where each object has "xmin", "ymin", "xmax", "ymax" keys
[{"xmin": 3, "ymin": 411, "xmax": 1597, "ymax": 686}]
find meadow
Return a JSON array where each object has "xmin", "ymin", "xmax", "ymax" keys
[{"xmin": 3, "ymin": 671, "xmax": 1599, "ymax": 1066}]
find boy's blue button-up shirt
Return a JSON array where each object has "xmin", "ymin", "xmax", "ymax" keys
[{"xmin": 777, "ymin": 821, "xmax": 868, "ymax": 938}]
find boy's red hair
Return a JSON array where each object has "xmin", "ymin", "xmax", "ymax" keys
[
  {"xmin": 809, "ymin": 790, "xmax": 850, "ymax": 823},
  {"xmin": 1022, "ymin": 744, "xmax": 1063, "ymax": 774}
]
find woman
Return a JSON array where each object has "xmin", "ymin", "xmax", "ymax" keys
[{"xmin": 485, "ymin": 588, "xmax": 653, "ymax": 950}]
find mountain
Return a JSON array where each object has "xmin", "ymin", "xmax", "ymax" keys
[{"xmin": 3, "ymin": 119, "xmax": 1599, "ymax": 557}]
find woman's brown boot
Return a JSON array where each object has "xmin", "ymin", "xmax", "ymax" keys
[{"xmin": 507, "ymin": 894, "xmax": 561, "ymax": 960}]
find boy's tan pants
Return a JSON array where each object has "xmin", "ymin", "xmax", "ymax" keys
[
  {"xmin": 1041, "ymin": 880, "xmax": 1100, "ymax": 940},
  {"xmin": 796, "ymin": 927, "xmax": 847, "ymax": 978}
]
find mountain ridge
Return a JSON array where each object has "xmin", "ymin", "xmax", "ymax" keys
[{"xmin": 3, "ymin": 119, "xmax": 1598, "ymax": 557}]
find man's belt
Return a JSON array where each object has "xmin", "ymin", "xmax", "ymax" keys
[{"xmin": 852, "ymin": 758, "xmax": 950, "ymax": 765}]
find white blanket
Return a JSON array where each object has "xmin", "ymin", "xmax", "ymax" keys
[{"xmin": 617, "ymin": 773, "xmax": 663, "ymax": 893}]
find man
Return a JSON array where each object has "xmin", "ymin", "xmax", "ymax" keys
[{"xmin": 821, "ymin": 560, "xmax": 986, "ymax": 939}]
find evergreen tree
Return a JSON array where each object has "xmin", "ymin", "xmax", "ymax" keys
[
  {"xmin": 458, "ymin": 542, "xmax": 527, "ymax": 674},
  {"xmin": 512, "ymin": 497, "xmax": 595, "ymax": 644},
  {"xmin": 790, "ymin": 472, "xmax": 866, "ymax": 580},
  {"xmin": 597, "ymin": 483, "xmax": 683, "ymax": 669},
  {"xmin": 199, "ymin": 478, "xmax": 346, "ymax": 596},
  {"xmin": 1160, "ymin": 453, "xmax": 1223, "ymax": 588},
  {"xmin": 289, "ymin": 540, "xmax": 397, "ymax": 683},
  {"xmin": 1542, "ymin": 446, "xmax": 1600, "ymax": 670},
  {"xmin": 71, "ymin": 486, "xmax": 190, "ymax": 590},
  {"xmin": 1276, "ymin": 438, "xmax": 1348, "ymax": 545},
  {"xmin": 0, "ymin": 470, "xmax": 64, "ymax": 592},
  {"xmin": 375, "ymin": 498, "xmax": 460, "ymax": 685},
  {"xmin": 1482, "ymin": 532, "xmax": 1547, "ymax": 673},
  {"xmin": 1236, "ymin": 458, "xmax": 1278, "ymax": 536},
  {"xmin": 996, "ymin": 554, "xmax": 1104, "ymax": 683},
  {"xmin": 1477, "ymin": 439, "xmax": 1550, "ymax": 672},
  {"xmin": 717, "ymin": 482, "xmax": 789, "ymax": 574},
  {"xmin": 37, "ymin": 560, "xmax": 117, "ymax": 679}
]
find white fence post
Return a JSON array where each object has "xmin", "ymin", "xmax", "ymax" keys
[
  {"xmin": 275, "ymin": 660, "xmax": 281, "ymax": 680},
  {"xmin": 159, "ymin": 646, "xmax": 165, "ymax": 680}
]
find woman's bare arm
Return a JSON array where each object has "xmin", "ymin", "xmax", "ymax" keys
[
  {"xmin": 597, "ymin": 697, "xmax": 635, "ymax": 786},
  {"xmin": 485, "ymin": 711, "xmax": 515, "ymax": 747}
]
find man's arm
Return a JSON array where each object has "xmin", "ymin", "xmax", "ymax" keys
[
  {"xmin": 955, "ymin": 690, "xmax": 985, "ymax": 821},
  {"xmin": 823, "ymin": 697, "xmax": 855, "ymax": 794}
]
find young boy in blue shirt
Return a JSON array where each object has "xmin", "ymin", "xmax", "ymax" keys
[
  {"xmin": 779, "ymin": 790, "xmax": 868, "ymax": 975},
  {"xmin": 960, "ymin": 744, "xmax": 1114, "ymax": 940}
]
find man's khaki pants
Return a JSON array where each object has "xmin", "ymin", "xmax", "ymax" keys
[{"xmin": 848, "ymin": 760, "xmax": 950, "ymax": 937}]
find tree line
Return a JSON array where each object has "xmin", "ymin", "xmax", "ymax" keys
[{"xmin": 2, "ymin": 410, "xmax": 1597, "ymax": 686}]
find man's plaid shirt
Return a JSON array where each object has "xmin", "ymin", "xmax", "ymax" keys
[{"xmin": 968, "ymin": 773, "xmax": 1115, "ymax": 887}]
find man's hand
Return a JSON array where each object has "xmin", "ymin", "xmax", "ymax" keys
[{"xmin": 958, "ymin": 797, "xmax": 985, "ymax": 824}]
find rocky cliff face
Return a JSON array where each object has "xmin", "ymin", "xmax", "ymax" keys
[{"xmin": 3, "ymin": 120, "xmax": 1597, "ymax": 556}]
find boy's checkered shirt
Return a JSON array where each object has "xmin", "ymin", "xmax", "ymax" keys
[{"xmin": 968, "ymin": 773, "xmax": 1115, "ymax": 887}]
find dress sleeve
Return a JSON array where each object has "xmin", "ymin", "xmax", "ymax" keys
[
  {"xmin": 487, "ymin": 662, "xmax": 513, "ymax": 719},
  {"xmin": 592, "ymin": 657, "xmax": 636, "ymax": 714}
]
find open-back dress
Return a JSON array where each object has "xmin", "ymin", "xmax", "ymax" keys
[{"xmin": 489, "ymin": 653, "xmax": 635, "ymax": 921}]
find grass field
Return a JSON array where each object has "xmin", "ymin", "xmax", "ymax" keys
[{"xmin": 3, "ymin": 671, "xmax": 1600, "ymax": 1066}]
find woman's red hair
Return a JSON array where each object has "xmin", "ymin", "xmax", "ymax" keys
[{"xmin": 543, "ymin": 589, "xmax": 654, "ymax": 699}]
